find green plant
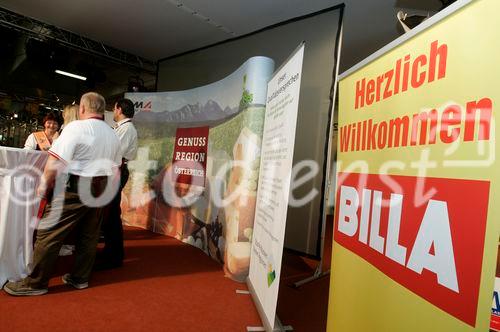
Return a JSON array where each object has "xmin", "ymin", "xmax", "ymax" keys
[
  {"xmin": 239, "ymin": 74, "xmax": 253, "ymax": 110},
  {"xmin": 239, "ymin": 89, "xmax": 253, "ymax": 110}
]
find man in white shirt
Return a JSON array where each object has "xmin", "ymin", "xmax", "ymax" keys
[
  {"xmin": 96, "ymin": 98, "xmax": 138, "ymax": 270},
  {"xmin": 3, "ymin": 92, "xmax": 122, "ymax": 296}
]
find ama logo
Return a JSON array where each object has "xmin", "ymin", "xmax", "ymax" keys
[
  {"xmin": 134, "ymin": 100, "xmax": 152, "ymax": 112},
  {"xmin": 492, "ymin": 278, "xmax": 500, "ymax": 331}
]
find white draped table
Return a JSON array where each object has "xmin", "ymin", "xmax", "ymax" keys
[{"xmin": 0, "ymin": 146, "xmax": 48, "ymax": 286}]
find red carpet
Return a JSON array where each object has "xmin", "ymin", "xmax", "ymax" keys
[
  {"xmin": 277, "ymin": 216, "xmax": 332, "ymax": 331},
  {"xmin": 0, "ymin": 220, "xmax": 333, "ymax": 331}
]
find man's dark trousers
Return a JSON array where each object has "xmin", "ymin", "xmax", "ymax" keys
[{"xmin": 100, "ymin": 164, "xmax": 129, "ymax": 267}]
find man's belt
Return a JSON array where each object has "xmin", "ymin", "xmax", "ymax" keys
[{"xmin": 67, "ymin": 174, "xmax": 108, "ymax": 195}]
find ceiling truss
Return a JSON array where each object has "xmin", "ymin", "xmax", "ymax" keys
[{"xmin": 0, "ymin": 7, "xmax": 157, "ymax": 74}]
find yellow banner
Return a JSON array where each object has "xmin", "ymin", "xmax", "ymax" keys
[{"xmin": 328, "ymin": 0, "xmax": 500, "ymax": 331}]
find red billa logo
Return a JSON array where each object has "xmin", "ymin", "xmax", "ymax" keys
[
  {"xmin": 133, "ymin": 100, "xmax": 152, "ymax": 112},
  {"xmin": 334, "ymin": 172, "xmax": 489, "ymax": 326}
]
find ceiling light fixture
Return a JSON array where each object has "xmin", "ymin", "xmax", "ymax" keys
[
  {"xmin": 168, "ymin": 0, "xmax": 235, "ymax": 36},
  {"xmin": 55, "ymin": 69, "xmax": 87, "ymax": 81}
]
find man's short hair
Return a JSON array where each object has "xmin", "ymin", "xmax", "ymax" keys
[
  {"xmin": 81, "ymin": 92, "xmax": 106, "ymax": 115},
  {"xmin": 116, "ymin": 98, "xmax": 135, "ymax": 118}
]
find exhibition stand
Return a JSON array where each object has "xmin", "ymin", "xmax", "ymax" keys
[{"xmin": 119, "ymin": 6, "xmax": 344, "ymax": 330}]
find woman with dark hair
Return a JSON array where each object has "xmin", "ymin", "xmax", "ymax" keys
[{"xmin": 24, "ymin": 112, "xmax": 61, "ymax": 151}]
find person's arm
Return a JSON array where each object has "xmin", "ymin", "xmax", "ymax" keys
[
  {"xmin": 37, "ymin": 155, "xmax": 65, "ymax": 198},
  {"xmin": 118, "ymin": 125, "xmax": 139, "ymax": 161},
  {"xmin": 51, "ymin": 131, "xmax": 59, "ymax": 142},
  {"xmin": 24, "ymin": 133, "xmax": 37, "ymax": 150}
]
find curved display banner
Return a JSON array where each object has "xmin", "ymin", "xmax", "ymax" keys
[
  {"xmin": 124, "ymin": 56, "xmax": 274, "ymax": 281},
  {"xmin": 328, "ymin": 0, "xmax": 499, "ymax": 331}
]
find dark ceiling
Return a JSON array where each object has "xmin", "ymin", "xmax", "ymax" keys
[{"xmin": 0, "ymin": 24, "xmax": 155, "ymax": 111}]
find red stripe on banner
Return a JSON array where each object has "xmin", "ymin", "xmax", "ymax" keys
[
  {"xmin": 37, "ymin": 198, "xmax": 47, "ymax": 219},
  {"xmin": 47, "ymin": 151, "xmax": 68, "ymax": 164},
  {"xmin": 334, "ymin": 172, "xmax": 489, "ymax": 327},
  {"xmin": 491, "ymin": 314, "xmax": 500, "ymax": 332}
]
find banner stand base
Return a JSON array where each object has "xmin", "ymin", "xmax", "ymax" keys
[
  {"xmin": 246, "ymin": 317, "xmax": 293, "ymax": 332},
  {"xmin": 293, "ymin": 263, "xmax": 330, "ymax": 288},
  {"xmin": 246, "ymin": 278, "xmax": 293, "ymax": 332},
  {"xmin": 273, "ymin": 317, "xmax": 293, "ymax": 331}
]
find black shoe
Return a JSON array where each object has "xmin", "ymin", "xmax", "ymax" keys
[
  {"xmin": 62, "ymin": 274, "xmax": 88, "ymax": 290},
  {"xmin": 93, "ymin": 261, "xmax": 123, "ymax": 271}
]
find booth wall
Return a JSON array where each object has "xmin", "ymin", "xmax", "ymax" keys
[{"xmin": 157, "ymin": 8, "xmax": 341, "ymax": 256}]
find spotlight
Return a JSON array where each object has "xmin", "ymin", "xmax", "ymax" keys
[
  {"xmin": 397, "ymin": 11, "xmax": 429, "ymax": 33},
  {"xmin": 128, "ymin": 76, "xmax": 144, "ymax": 92}
]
